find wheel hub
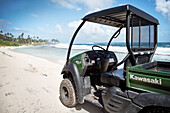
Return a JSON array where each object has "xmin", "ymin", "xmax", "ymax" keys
[{"xmin": 62, "ymin": 86, "xmax": 69, "ymax": 101}]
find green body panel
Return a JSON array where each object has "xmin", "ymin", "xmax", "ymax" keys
[
  {"xmin": 69, "ymin": 53, "xmax": 84, "ymax": 75},
  {"xmin": 126, "ymin": 61, "xmax": 170, "ymax": 95}
]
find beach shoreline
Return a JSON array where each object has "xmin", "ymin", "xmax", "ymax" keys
[
  {"xmin": 0, "ymin": 46, "xmax": 103, "ymax": 113},
  {"xmin": 0, "ymin": 44, "xmax": 169, "ymax": 113}
]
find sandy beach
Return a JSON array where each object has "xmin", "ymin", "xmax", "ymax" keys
[{"xmin": 0, "ymin": 47, "xmax": 103, "ymax": 113}]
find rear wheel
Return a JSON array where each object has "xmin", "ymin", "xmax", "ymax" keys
[{"xmin": 59, "ymin": 79, "xmax": 77, "ymax": 107}]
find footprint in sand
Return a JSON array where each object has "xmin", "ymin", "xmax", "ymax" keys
[
  {"xmin": 5, "ymin": 82, "xmax": 11, "ymax": 85},
  {"xmin": 0, "ymin": 82, "xmax": 11, "ymax": 88},
  {"xmin": 42, "ymin": 73, "xmax": 47, "ymax": 76},
  {"xmin": 5, "ymin": 92, "xmax": 14, "ymax": 96},
  {"xmin": 42, "ymin": 87, "xmax": 49, "ymax": 93},
  {"xmin": 8, "ymin": 105, "xmax": 13, "ymax": 108},
  {"xmin": 0, "ymin": 51, "xmax": 13, "ymax": 57},
  {"xmin": 0, "ymin": 67, "xmax": 7, "ymax": 69},
  {"xmin": 26, "ymin": 88, "xmax": 38, "ymax": 94},
  {"xmin": 15, "ymin": 77, "xmax": 19, "ymax": 80},
  {"xmin": 2, "ymin": 74, "xmax": 7, "ymax": 77},
  {"xmin": 24, "ymin": 64, "xmax": 38, "ymax": 73}
]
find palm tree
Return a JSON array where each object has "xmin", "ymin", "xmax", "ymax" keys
[
  {"xmin": 0, "ymin": 30, "xmax": 3, "ymax": 34},
  {"xmin": 51, "ymin": 39, "xmax": 59, "ymax": 43},
  {"xmin": 11, "ymin": 35, "xmax": 14, "ymax": 42},
  {"xmin": 9, "ymin": 33, "xmax": 12, "ymax": 41},
  {"xmin": 37, "ymin": 37, "xmax": 39, "ymax": 43},
  {"xmin": 28, "ymin": 35, "xmax": 30, "ymax": 39},
  {"xmin": 4, "ymin": 33, "xmax": 7, "ymax": 40},
  {"xmin": 0, "ymin": 30, "xmax": 2, "ymax": 39},
  {"xmin": 7, "ymin": 33, "xmax": 9, "ymax": 36},
  {"xmin": 29, "ymin": 35, "xmax": 32, "ymax": 44},
  {"xmin": 17, "ymin": 35, "xmax": 21, "ymax": 43},
  {"xmin": 21, "ymin": 33, "xmax": 24, "ymax": 38}
]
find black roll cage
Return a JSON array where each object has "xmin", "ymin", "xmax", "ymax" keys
[
  {"xmin": 66, "ymin": 20, "xmax": 86, "ymax": 65},
  {"xmin": 66, "ymin": 5, "xmax": 158, "ymax": 66},
  {"xmin": 106, "ymin": 25, "xmax": 124, "ymax": 51},
  {"xmin": 66, "ymin": 21, "xmax": 124, "ymax": 65}
]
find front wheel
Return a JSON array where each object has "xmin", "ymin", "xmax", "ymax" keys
[{"xmin": 59, "ymin": 79, "xmax": 77, "ymax": 107}]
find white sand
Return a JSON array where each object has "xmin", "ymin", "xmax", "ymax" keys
[{"xmin": 0, "ymin": 47, "xmax": 103, "ymax": 113}]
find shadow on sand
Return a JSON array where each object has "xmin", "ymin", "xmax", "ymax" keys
[
  {"xmin": 59, "ymin": 95, "xmax": 105, "ymax": 113},
  {"xmin": 75, "ymin": 101, "xmax": 105, "ymax": 113}
]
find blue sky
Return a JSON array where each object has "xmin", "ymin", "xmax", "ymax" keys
[{"xmin": 0, "ymin": 0, "xmax": 170, "ymax": 43}]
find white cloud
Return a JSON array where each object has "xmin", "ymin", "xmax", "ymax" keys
[
  {"xmin": 80, "ymin": 0, "xmax": 114, "ymax": 10},
  {"xmin": 51, "ymin": 0, "xmax": 115, "ymax": 11},
  {"xmin": 85, "ymin": 8, "xmax": 102, "ymax": 15},
  {"xmin": 68, "ymin": 20, "xmax": 125, "ymax": 43},
  {"xmin": 13, "ymin": 27, "xmax": 20, "ymax": 30},
  {"xmin": 76, "ymin": 7, "xmax": 82, "ymax": 11},
  {"xmin": 51, "ymin": 0, "xmax": 77, "ymax": 10},
  {"xmin": 0, "ymin": 19, "xmax": 62, "ymax": 40},
  {"xmin": 13, "ymin": 27, "xmax": 28, "ymax": 31},
  {"xmin": 155, "ymin": 0, "xmax": 170, "ymax": 21},
  {"xmin": 23, "ymin": 24, "xmax": 64, "ymax": 40},
  {"xmin": 0, "ymin": 19, "xmax": 32, "ymax": 38},
  {"xmin": 38, "ymin": 27, "xmax": 44, "ymax": 31},
  {"xmin": 30, "ymin": 13, "xmax": 39, "ymax": 18},
  {"xmin": 0, "ymin": 19, "xmax": 13, "ymax": 32},
  {"xmin": 56, "ymin": 24, "xmax": 63, "ymax": 33},
  {"xmin": 0, "ymin": 19, "xmax": 12, "ymax": 25},
  {"xmin": 68, "ymin": 20, "xmax": 80, "ymax": 28}
]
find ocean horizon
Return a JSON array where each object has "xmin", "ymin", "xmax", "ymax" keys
[{"xmin": 13, "ymin": 42, "xmax": 170, "ymax": 64}]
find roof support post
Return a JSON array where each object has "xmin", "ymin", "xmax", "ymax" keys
[
  {"xmin": 149, "ymin": 24, "xmax": 157, "ymax": 62},
  {"xmin": 154, "ymin": 25, "xmax": 157, "ymax": 48},
  {"xmin": 131, "ymin": 15, "xmax": 133, "ymax": 47},
  {"xmin": 66, "ymin": 20, "xmax": 86, "ymax": 65},
  {"xmin": 149, "ymin": 25, "xmax": 150, "ymax": 47},
  {"xmin": 139, "ymin": 18, "xmax": 141, "ymax": 47},
  {"xmin": 106, "ymin": 25, "xmax": 123, "ymax": 51},
  {"xmin": 126, "ymin": 10, "xmax": 136, "ymax": 66}
]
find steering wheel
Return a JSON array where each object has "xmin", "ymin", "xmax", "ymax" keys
[{"xmin": 92, "ymin": 45, "xmax": 107, "ymax": 56}]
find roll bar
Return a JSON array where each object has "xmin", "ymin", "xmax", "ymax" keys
[
  {"xmin": 126, "ymin": 11, "xmax": 136, "ymax": 66},
  {"xmin": 106, "ymin": 25, "xmax": 124, "ymax": 51},
  {"xmin": 66, "ymin": 20, "xmax": 86, "ymax": 65},
  {"xmin": 66, "ymin": 11, "xmax": 157, "ymax": 67}
]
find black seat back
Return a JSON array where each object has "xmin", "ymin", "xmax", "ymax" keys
[{"xmin": 124, "ymin": 52, "xmax": 152, "ymax": 71}]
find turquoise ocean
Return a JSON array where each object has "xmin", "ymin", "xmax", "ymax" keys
[{"xmin": 13, "ymin": 42, "xmax": 170, "ymax": 64}]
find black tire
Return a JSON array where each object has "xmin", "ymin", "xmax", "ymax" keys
[{"xmin": 59, "ymin": 79, "xmax": 77, "ymax": 107}]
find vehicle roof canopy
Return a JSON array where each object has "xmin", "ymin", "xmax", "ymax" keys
[{"xmin": 82, "ymin": 5, "xmax": 159, "ymax": 27}]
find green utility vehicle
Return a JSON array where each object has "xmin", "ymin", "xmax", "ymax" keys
[{"xmin": 59, "ymin": 5, "xmax": 170, "ymax": 113}]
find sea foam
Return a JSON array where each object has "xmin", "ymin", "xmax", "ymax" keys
[{"xmin": 51, "ymin": 43, "xmax": 170, "ymax": 56}]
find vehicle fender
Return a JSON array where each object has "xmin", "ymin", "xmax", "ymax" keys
[
  {"xmin": 61, "ymin": 63, "xmax": 84, "ymax": 104},
  {"xmin": 131, "ymin": 93, "xmax": 170, "ymax": 108}
]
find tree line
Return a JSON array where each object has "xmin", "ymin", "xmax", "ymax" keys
[{"xmin": 0, "ymin": 30, "xmax": 59, "ymax": 46}]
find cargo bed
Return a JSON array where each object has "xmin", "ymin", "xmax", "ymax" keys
[{"xmin": 126, "ymin": 61, "xmax": 170, "ymax": 95}]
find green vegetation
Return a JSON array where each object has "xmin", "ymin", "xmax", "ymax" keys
[{"xmin": 0, "ymin": 30, "xmax": 59, "ymax": 46}]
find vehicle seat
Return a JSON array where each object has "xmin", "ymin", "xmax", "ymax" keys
[
  {"xmin": 124, "ymin": 53, "xmax": 151, "ymax": 71},
  {"xmin": 100, "ymin": 68, "xmax": 125, "ymax": 86}
]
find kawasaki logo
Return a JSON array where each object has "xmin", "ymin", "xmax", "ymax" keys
[{"xmin": 130, "ymin": 74, "xmax": 162, "ymax": 85}]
